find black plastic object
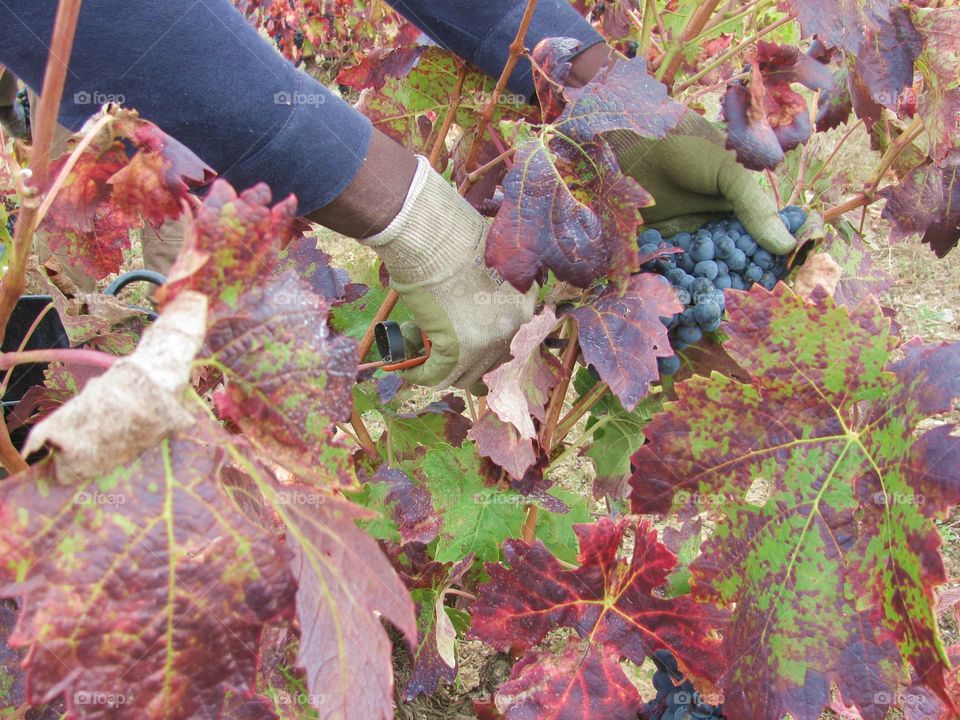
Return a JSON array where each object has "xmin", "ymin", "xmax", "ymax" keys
[
  {"xmin": 104, "ymin": 269, "xmax": 166, "ymax": 297},
  {"xmin": 374, "ymin": 320, "xmax": 406, "ymax": 363}
]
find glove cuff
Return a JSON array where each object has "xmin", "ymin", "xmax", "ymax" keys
[{"xmin": 360, "ymin": 156, "xmax": 487, "ymax": 284}]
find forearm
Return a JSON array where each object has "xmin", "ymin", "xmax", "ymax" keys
[
  {"xmin": 383, "ymin": 0, "xmax": 604, "ymax": 97},
  {"xmin": 0, "ymin": 0, "xmax": 374, "ymax": 217}
]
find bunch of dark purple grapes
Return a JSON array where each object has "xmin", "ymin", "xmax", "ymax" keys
[
  {"xmin": 639, "ymin": 650, "xmax": 724, "ymax": 720},
  {"xmin": 640, "ymin": 206, "xmax": 806, "ymax": 376}
]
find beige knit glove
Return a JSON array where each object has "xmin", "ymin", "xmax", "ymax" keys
[{"xmin": 360, "ymin": 157, "xmax": 537, "ymax": 389}]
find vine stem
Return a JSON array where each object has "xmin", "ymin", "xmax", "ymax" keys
[
  {"xmin": 673, "ymin": 14, "xmax": 792, "ymax": 93},
  {"xmin": 463, "ymin": 0, "xmax": 538, "ymax": 172},
  {"xmin": 0, "ymin": 348, "xmax": 119, "ymax": 371},
  {"xmin": 805, "ymin": 119, "xmax": 864, "ymax": 190},
  {"xmin": 656, "ymin": 0, "xmax": 723, "ymax": 86},
  {"xmin": 428, "ymin": 64, "xmax": 468, "ymax": 168},
  {"xmin": 822, "ymin": 116, "xmax": 924, "ymax": 224},
  {"xmin": 554, "ymin": 380, "xmax": 609, "ymax": 446},
  {"xmin": 701, "ymin": 0, "xmax": 773, "ymax": 34},
  {"xmin": 464, "ymin": 147, "xmax": 515, "ymax": 186},
  {"xmin": 521, "ymin": 505, "xmax": 538, "ymax": 543},
  {"xmin": 538, "ymin": 322, "xmax": 579, "ymax": 455},
  {"xmin": 0, "ymin": 0, "xmax": 82, "ymax": 474}
]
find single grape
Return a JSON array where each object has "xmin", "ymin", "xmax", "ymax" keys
[
  {"xmin": 700, "ymin": 316, "xmax": 721, "ymax": 333},
  {"xmin": 726, "ymin": 248, "xmax": 747, "ymax": 272},
  {"xmin": 714, "ymin": 234, "xmax": 735, "ymax": 260},
  {"xmin": 672, "ymin": 232, "xmax": 693, "ymax": 251},
  {"xmin": 728, "ymin": 228, "xmax": 741, "ymax": 240},
  {"xmin": 693, "ymin": 260, "xmax": 719, "ymax": 280},
  {"xmin": 759, "ymin": 271, "xmax": 777, "ymax": 290},
  {"xmin": 729, "ymin": 273, "xmax": 747, "ymax": 290},
  {"xmin": 665, "ymin": 268, "xmax": 688, "ymax": 287},
  {"xmin": 715, "ymin": 260, "xmax": 729, "ymax": 276},
  {"xmin": 639, "ymin": 228, "xmax": 663, "ymax": 245},
  {"xmin": 677, "ymin": 324, "xmax": 703, "ymax": 345},
  {"xmin": 676, "ymin": 287, "xmax": 692, "ymax": 305},
  {"xmin": 735, "ymin": 235, "xmax": 757, "ymax": 256},
  {"xmin": 657, "ymin": 354, "xmax": 681, "ymax": 376},
  {"xmin": 691, "ymin": 277, "xmax": 714, "ymax": 297},
  {"xmin": 639, "ymin": 242, "xmax": 659, "ymax": 257},
  {"xmin": 693, "ymin": 299, "xmax": 721, "ymax": 327},
  {"xmin": 678, "ymin": 253, "xmax": 696, "ymax": 273},
  {"xmin": 708, "ymin": 289, "xmax": 726, "ymax": 311},
  {"xmin": 745, "ymin": 263, "xmax": 764, "ymax": 283},
  {"xmin": 753, "ymin": 248, "xmax": 774, "ymax": 271},
  {"xmin": 689, "ymin": 238, "xmax": 715, "ymax": 262},
  {"xmin": 679, "ymin": 308, "xmax": 697, "ymax": 326},
  {"xmin": 715, "ymin": 275, "xmax": 731, "ymax": 290}
]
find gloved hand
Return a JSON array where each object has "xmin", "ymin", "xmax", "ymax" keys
[
  {"xmin": 606, "ymin": 111, "xmax": 796, "ymax": 255},
  {"xmin": 360, "ymin": 156, "xmax": 536, "ymax": 389}
]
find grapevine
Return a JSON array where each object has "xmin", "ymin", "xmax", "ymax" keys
[{"xmin": 0, "ymin": 2, "xmax": 958, "ymax": 720}]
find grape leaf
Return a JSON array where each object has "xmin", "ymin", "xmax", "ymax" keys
[
  {"xmin": 0, "ymin": 602, "xmax": 22, "ymax": 708},
  {"xmin": 405, "ymin": 443, "xmax": 576, "ymax": 563},
  {"xmin": 470, "ymin": 411, "xmax": 539, "ymax": 480},
  {"xmin": 403, "ymin": 554, "xmax": 472, "ymax": 700},
  {"xmin": 276, "ymin": 235, "xmax": 367, "ymax": 304},
  {"xmin": 206, "ymin": 269, "xmax": 358, "ymax": 486},
  {"xmin": 0, "ymin": 418, "xmax": 297, "ymax": 720},
  {"xmin": 913, "ymin": 7, "xmax": 960, "ymax": 162},
  {"xmin": 780, "ymin": 0, "xmax": 894, "ymax": 54},
  {"xmin": 485, "ymin": 307, "xmax": 564, "ymax": 440},
  {"xmin": 572, "ymin": 273, "xmax": 682, "ymax": 411},
  {"xmin": 487, "ymin": 134, "xmax": 652, "ymax": 292},
  {"xmin": 818, "ymin": 223, "xmax": 894, "ymax": 306},
  {"xmin": 354, "ymin": 47, "xmax": 533, "ymax": 159},
  {"xmin": 370, "ymin": 465, "xmax": 440, "ymax": 545},
  {"xmin": 629, "ymin": 285, "xmax": 960, "ymax": 720},
  {"xmin": 486, "ymin": 57, "xmax": 683, "ymax": 292},
  {"xmin": 853, "ymin": 7, "xmax": 921, "ymax": 112},
  {"xmin": 470, "ymin": 518, "xmax": 726, "ymax": 691},
  {"xmin": 723, "ymin": 42, "xmax": 832, "ymax": 171},
  {"xmin": 109, "ymin": 116, "xmax": 215, "ymax": 227},
  {"xmin": 493, "ymin": 639, "xmax": 643, "ymax": 720},
  {"xmin": 336, "ymin": 45, "xmax": 426, "ymax": 92},
  {"xmin": 879, "ymin": 151, "xmax": 959, "ymax": 258},
  {"xmin": 573, "ymin": 369, "xmax": 662, "ymax": 498},
  {"xmin": 530, "ymin": 37, "xmax": 581, "ymax": 123},
  {"xmin": 270, "ymin": 486, "xmax": 416, "ymax": 720},
  {"xmin": 382, "ymin": 393, "xmax": 472, "ymax": 461},
  {"xmin": 158, "ymin": 180, "xmax": 298, "ymax": 316},
  {"xmin": 40, "ymin": 110, "xmax": 213, "ymax": 280}
]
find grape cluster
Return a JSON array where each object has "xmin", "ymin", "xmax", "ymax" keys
[
  {"xmin": 639, "ymin": 206, "xmax": 806, "ymax": 377},
  {"xmin": 639, "ymin": 650, "xmax": 724, "ymax": 720}
]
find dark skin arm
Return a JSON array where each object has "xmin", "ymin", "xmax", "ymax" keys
[{"xmin": 304, "ymin": 45, "xmax": 608, "ymax": 240}]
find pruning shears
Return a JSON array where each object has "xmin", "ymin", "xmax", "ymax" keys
[{"xmin": 371, "ymin": 320, "xmax": 431, "ymax": 372}]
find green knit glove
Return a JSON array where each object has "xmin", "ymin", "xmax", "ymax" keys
[
  {"xmin": 606, "ymin": 111, "xmax": 796, "ymax": 255},
  {"xmin": 360, "ymin": 157, "xmax": 536, "ymax": 389}
]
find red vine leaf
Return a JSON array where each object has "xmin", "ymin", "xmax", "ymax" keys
[
  {"xmin": 274, "ymin": 487, "xmax": 416, "ymax": 720},
  {"xmin": 0, "ymin": 418, "xmax": 297, "ymax": 720},
  {"xmin": 470, "ymin": 518, "xmax": 725, "ymax": 697},
  {"xmin": 853, "ymin": 7, "xmax": 922, "ymax": 112},
  {"xmin": 629, "ymin": 285, "xmax": 960, "ymax": 719},
  {"xmin": 158, "ymin": 180, "xmax": 298, "ymax": 314},
  {"xmin": 485, "ymin": 307, "xmax": 564, "ymax": 439},
  {"xmin": 493, "ymin": 639, "xmax": 643, "ymax": 719},
  {"xmin": 556, "ymin": 56, "xmax": 685, "ymax": 142},
  {"xmin": 206, "ymin": 270, "xmax": 358, "ymax": 486},
  {"xmin": 572, "ymin": 274, "xmax": 683, "ymax": 411},
  {"xmin": 779, "ymin": 0, "xmax": 894, "ymax": 54},
  {"xmin": 530, "ymin": 37, "xmax": 581, "ymax": 123},
  {"xmin": 336, "ymin": 46, "xmax": 426, "ymax": 92},
  {"xmin": 370, "ymin": 466, "xmax": 441, "ymax": 545},
  {"xmin": 487, "ymin": 135, "xmax": 652, "ymax": 291},
  {"xmin": 470, "ymin": 411, "xmax": 538, "ymax": 480},
  {"xmin": 276, "ymin": 235, "xmax": 367, "ymax": 304},
  {"xmin": 723, "ymin": 41, "xmax": 832, "ymax": 171},
  {"xmin": 818, "ymin": 224, "xmax": 894, "ymax": 306},
  {"xmin": 910, "ymin": 7, "xmax": 960, "ymax": 161},
  {"xmin": 879, "ymin": 151, "xmax": 959, "ymax": 258}
]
